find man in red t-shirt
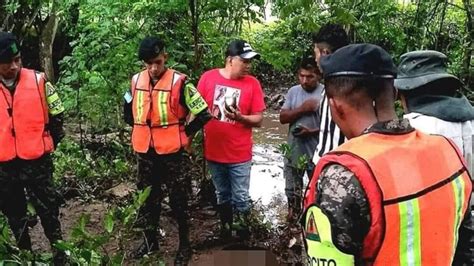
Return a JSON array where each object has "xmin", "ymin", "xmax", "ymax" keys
[{"xmin": 197, "ymin": 39, "xmax": 265, "ymax": 240}]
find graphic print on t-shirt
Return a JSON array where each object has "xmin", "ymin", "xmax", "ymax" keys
[{"xmin": 212, "ymin": 85, "xmax": 241, "ymax": 123}]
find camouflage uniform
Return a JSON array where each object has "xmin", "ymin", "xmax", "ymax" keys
[
  {"xmin": 0, "ymin": 154, "xmax": 63, "ymax": 250},
  {"xmin": 124, "ymin": 70, "xmax": 211, "ymax": 260},
  {"xmin": 315, "ymin": 119, "xmax": 474, "ymax": 265},
  {"xmin": 136, "ymin": 149, "xmax": 192, "ymax": 247},
  {"xmin": 0, "ymin": 73, "xmax": 65, "ymax": 259}
]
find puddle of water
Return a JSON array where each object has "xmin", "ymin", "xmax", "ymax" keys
[
  {"xmin": 250, "ymin": 110, "xmax": 289, "ymax": 224},
  {"xmin": 253, "ymin": 111, "xmax": 288, "ymax": 145},
  {"xmin": 250, "ymin": 145, "xmax": 284, "ymax": 203}
]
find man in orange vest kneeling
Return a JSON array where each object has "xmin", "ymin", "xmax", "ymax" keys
[
  {"xmin": 124, "ymin": 36, "xmax": 212, "ymax": 264},
  {"xmin": 0, "ymin": 32, "xmax": 66, "ymax": 264},
  {"xmin": 302, "ymin": 44, "xmax": 473, "ymax": 265}
]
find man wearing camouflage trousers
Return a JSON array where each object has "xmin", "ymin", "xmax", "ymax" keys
[
  {"xmin": 0, "ymin": 32, "xmax": 65, "ymax": 264},
  {"xmin": 124, "ymin": 36, "xmax": 211, "ymax": 265}
]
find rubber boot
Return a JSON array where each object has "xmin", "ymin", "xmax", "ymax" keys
[
  {"xmin": 235, "ymin": 211, "xmax": 250, "ymax": 241},
  {"xmin": 39, "ymin": 210, "xmax": 67, "ymax": 265},
  {"xmin": 174, "ymin": 220, "xmax": 191, "ymax": 266},
  {"xmin": 9, "ymin": 217, "xmax": 32, "ymax": 251},
  {"xmin": 52, "ymin": 249, "xmax": 67, "ymax": 266},
  {"xmin": 217, "ymin": 202, "xmax": 233, "ymax": 241}
]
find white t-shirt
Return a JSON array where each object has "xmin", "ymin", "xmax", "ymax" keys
[{"xmin": 405, "ymin": 112, "xmax": 474, "ymax": 175}]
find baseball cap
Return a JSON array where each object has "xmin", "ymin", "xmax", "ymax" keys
[
  {"xmin": 225, "ymin": 40, "xmax": 260, "ymax": 60},
  {"xmin": 0, "ymin": 32, "xmax": 20, "ymax": 63}
]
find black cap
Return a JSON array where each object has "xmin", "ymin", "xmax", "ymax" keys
[
  {"xmin": 225, "ymin": 39, "xmax": 260, "ymax": 60},
  {"xmin": 395, "ymin": 50, "xmax": 461, "ymax": 91},
  {"xmin": 138, "ymin": 36, "xmax": 165, "ymax": 61},
  {"xmin": 0, "ymin": 32, "xmax": 20, "ymax": 63},
  {"xmin": 320, "ymin": 43, "xmax": 397, "ymax": 79}
]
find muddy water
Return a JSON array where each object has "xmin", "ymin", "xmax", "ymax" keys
[
  {"xmin": 250, "ymin": 110, "xmax": 289, "ymax": 224},
  {"xmin": 253, "ymin": 111, "xmax": 287, "ymax": 145}
]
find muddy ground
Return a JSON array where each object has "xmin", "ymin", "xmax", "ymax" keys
[
  {"xmin": 28, "ymin": 106, "xmax": 307, "ymax": 265},
  {"xmin": 29, "ymin": 191, "xmax": 304, "ymax": 265}
]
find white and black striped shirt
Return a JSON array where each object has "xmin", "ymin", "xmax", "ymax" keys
[{"xmin": 312, "ymin": 90, "xmax": 346, "ymax": 164}]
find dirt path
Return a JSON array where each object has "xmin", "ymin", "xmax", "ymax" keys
[{"xmin": 29, "ymin": 195, "xmax": 303, "ymax": 265}]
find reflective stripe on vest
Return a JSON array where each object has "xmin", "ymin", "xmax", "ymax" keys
[
  {"xmin": 303, "ymin": 130, "xmax": 472, "ymax": 265},
  {"xmin": 131, "ymin": 69, "xmax": 188, "ymax": 154},
  {"xmin": 304, "ymin": 205, "xmax": 355, "ymax": 266},
  {"xmin": 398, "ymin": 198, "xmax": 421, "ymax": 265},
  {"xmin": 0, "ymin": 68, "xmax": 54, "ymax": 161}
]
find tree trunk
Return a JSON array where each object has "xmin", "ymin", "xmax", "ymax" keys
[
  {"xmin": 435, "ymin": 0, "xmax": 447, "ymax": 51},
  {"xmin": 39, "ymin": 1, "xmax": 59, "ymax": 81},
  {"xmin": 0, "ymin": 0, "xmax": 10, "ymax": 31},
  {"xmin": 462, "ymin": 0, "xmax": 473, "ymax": 91},
  {"xmin": 189, "ymin": 0, "xmax": 201, "ymax": 73}
]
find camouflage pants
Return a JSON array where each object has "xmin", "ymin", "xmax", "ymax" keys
[
  {"xmin": 136, "ymin": 149, "xmax": 192, "ymax": 246},
  {"xmin": 0, "ymin": 154, "xmax": 63, "ymax": 250}
]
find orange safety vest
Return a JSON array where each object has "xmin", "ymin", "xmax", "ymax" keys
[
  {"xmin": 0, "ymin": 68, "xmax": 54, "ymax": 161},
  {"xmin": 304, "ymin": 130, "xmax": 472, "ymax": 265},
  {"xmin": 131, "ymin": 69, "xmax": 189, "ymax": 154}
]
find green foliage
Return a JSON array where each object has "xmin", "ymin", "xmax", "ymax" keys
[
  {"xmin": 277, "ymin": 143, "xmax": 292, "ymax": 159},
  {"xmin": 277, "ymin": 143, "xmax": 309, "ymax": 173},
  {"xmin": 53, "ymin": 137, "xmax": 134, "ymax": 199},
  {"xmin": 54, "ymin": 138, "xmax": 133, "ymax": 180},
  {"xmin": 0, "ymin": 214, "xmax": 48, "ymax": 263},
  {"xmin": 269, "ymin": 0, "xmax": 471, "ymax": 83},
  {"xmin": 53, "ymin": 187, "xmax": 152, "ymax": 264},
  {"xmin": 57, "ymin": 0, "xmax": 143, "ymax": 133},
  {"xmin": 245, "ymin": 21, "xmax": 312, "ymax": 72},
  {"xmin": 295, "ymin": 154, "xmax": 309, "ymax": 173},
  {"xmin": 55, "ymin": 0, "xmax": 267, "ymax": 135},
  {"xmin": 395, "ymin": 100, "xmax": 404, "ymax": 119},
  {"xmin": 236, "ymin": 202, "xmax": 273, "ymax": 241}
]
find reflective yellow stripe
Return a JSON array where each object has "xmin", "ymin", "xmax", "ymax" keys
[
  {"xmin": 157, "ymin": 91, "xmax": 168, "ymax": 126},
  {"xmin": 452, "ymin": 175, "xmax": 465, "ymax": 256},
  {"xmin": 135, "ymin": 90, "xmax": 144, "ymax": 124},
  {"xmin": 399, "ymin": 199, "xmax": 421, "ymax": 266}
]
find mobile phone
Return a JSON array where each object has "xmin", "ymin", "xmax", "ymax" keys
[{"xmin": 292, "ymin": 125, "xmax": 303, "ymax": 135}]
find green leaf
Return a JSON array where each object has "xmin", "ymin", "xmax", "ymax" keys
[
  {"xmin": 138, "ymin": 186, "xmax": 151, "ymax": 206},
  {"xmin": 53, "ymin": 240, "xmax": 74, "ymax": 251},
  {"xmin": 110, "ymin": 254, "xmax": 125, "ymax": 265},
  {"xmin": 26, "ymin": 202, "xmax": 36, "ymax": 216},
  {"xmin": 104, "ymin": 210, "xmax": 115, "ymax": 233}
]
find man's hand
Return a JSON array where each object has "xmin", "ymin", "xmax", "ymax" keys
[
  {"xmin": 293, "ymin": 125, "xmax": 319, "ymax": 137},
  {"xmin": 224, "ymin": 106, "xmax": 263, "ymax": 127},
  {"xmin": 299, "ymin": 98, "xmax": 319, "ymax": 113},
  {"xmin": 224, "ymin": 105, "xmax": 243, "ymax": 121}
]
